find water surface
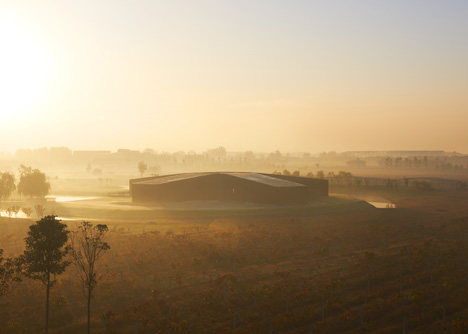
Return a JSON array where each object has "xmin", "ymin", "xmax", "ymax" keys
[{"xmin": 368, "ymin": 201, "xmax": 395, "ymax": 208}]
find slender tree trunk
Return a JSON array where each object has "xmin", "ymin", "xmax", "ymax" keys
[
  {"xmin": 46, "ymin": 272, "xmax": 50, "ymax": 334},
  {"xmin": 87, "ymin": 284, "xmax": 92, "ymax": 334}
]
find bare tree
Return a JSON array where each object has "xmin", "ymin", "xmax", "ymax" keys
[
  {"xmin": 70, "ymin": 222, "xmax": 110, "ymax": 334},
  {"xmin": 22, "ymin": 207, "xmax": 33, "ymax": 218},
  {"xmin": 11, "ymin": 206, "xmax": 20, "ymax": 218},
  {"xmin": 34, "ymin": 204, "xmax": 45, "ymax": 218},
  {"xmin": 137, "ymin": 161, "xmax": 147, "ymax": 177}
]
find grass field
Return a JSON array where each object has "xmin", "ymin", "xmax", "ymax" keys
[{"xmin": 0, "ymin": 186, "xmax": 467, "ymax": 333}]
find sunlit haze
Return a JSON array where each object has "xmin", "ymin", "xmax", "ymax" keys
[
  {"xmin": 1, "ymin": 3, "xmax": 468, "ymax": 332},
  {"xmin": 1, "ymin": 0, "xmax": 467, "ymax": 153}
]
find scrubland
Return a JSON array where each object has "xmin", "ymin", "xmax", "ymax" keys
[{"xmin": 0, "ymin": 188, "xmax": 467, "ymax": 333}]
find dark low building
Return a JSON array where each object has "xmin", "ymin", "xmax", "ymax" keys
[{"xmin": 130, "ymin": 172, "xmax": 328, "ymax": 205}]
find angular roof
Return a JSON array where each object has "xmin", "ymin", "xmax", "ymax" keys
[
  {"xmin": 132, "ymin": 172, "xmax": 305, "ymax": 188},
  {"xmin": 133, "ymin": 172, "xmax": 211, "ymax": 185},
  {"xmin": 228, "ymin": 173, "xmax": 304, "ymax": 187}
]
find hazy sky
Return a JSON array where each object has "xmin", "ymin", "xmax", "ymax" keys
[{"xmin": 0, "ymin": 0, "xmax": 467, "ymax": 153}]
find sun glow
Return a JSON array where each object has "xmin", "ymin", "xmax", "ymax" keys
[{"xmin": 0, "ymin": 15, "xmax": 51, "ymax": 121}]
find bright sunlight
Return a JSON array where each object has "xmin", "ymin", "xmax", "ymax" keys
[{"xmin": 0, "ymin": 15, "xmax": 51, "ymax": 121}]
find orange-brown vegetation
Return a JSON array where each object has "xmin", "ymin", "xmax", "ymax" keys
[{"xmin": 0, "ymin": 192, "xmax": 467, "ymax": 333}]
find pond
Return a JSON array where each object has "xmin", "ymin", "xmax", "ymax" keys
[
  {"xmin": 368, "ymin": 201, "xmax": 396, "ymax": 208},
  {"xmin": 0, "ymin": 208, "xmax": 93, "ymax": 221},
  {"xmin": 45, "ymin": 196, "xmax": 99, "ymax": 202},
  {"xmin": 0, "ymin": 209, "xmax": 29, "ymax": 219},
  {"xmin": 1, "ymin": 195, "xmax": 100, "ymax": 221}
]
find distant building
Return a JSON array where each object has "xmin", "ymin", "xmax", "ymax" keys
[{"xmin": 130, "ymin": 172, "xmax": 328, "ymax": 205}]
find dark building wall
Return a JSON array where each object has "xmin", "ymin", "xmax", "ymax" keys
[
  {"xmin": 131, "ymin": 173, "xmax": 309, "ymax": 205},
  {"xmin": 129, "ymin": 176, "xmax": 162, "ymax": 195},
  {"xmin": 263, "ymin": 174, "xmax": 328, "ymax": 198}
]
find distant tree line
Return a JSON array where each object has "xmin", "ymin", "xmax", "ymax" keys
[
  {"xmin": 378, "ymin": 156, "xmax": 468, "ymax": 172},
  {"xmin": 270, "ymin": 168, "xmax": 468, "ymax": 193},
  {"xmin": 7, "ymin": 147, "xmax": 468, "ymax": 179}
]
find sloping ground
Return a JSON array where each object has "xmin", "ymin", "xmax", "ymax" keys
[
  {"xmin": 48, "ymin": 196, "xmax": 372, "ymax": 220},
  {"xmin": 1, "ymin": 201, "xmax": 466, "ymax": 333}
]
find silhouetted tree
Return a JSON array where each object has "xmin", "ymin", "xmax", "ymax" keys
[
  {"xmin": 243, "ymin": 151, "xmax": 255, "ymax": 161},
  {"xmin": 0, "ymin": 249, "xmax": 20, "ymax": 297},
  {"xmin": 148, "ymin": 165, "xmax": 161, "ymax": 176},
  {"xmin": 354, "ymin": 178, "xmax": 362, "ymax": 187},
  {"xmin": 316, "ymin": 171, "xmax": 325, "ymax": 179},
  {"xmin": 138, "ymin": 161, "xmax": 147, "ymax": 177},
  {"xmin": 17, "ymin": 165, "xmax": 50, "ymax": 198},
  {"xmin": 20, "ymin": 216, "xmax": 70, "ymax": 334},
  {"xmin": 70, "ymin": 222, "xmax": 110, "ymax": 334},
  {"xmin": 292, "ymin": 170, "xmax": 300, "ymax": 177},
  {"xmin": 282, "ymin": 169, "xmax": 291, "ymax": 176},
  {"xmin": 34, "ymin": 204, "xmax": 45, "ymax": 218},
  {"xmin": 205, "ymin": 146, "xmax": 227, "ymax": 160},
  {"xmin": 92, "ymin": 168, "xmax": 102, "ymax": 176},
  {"xmin": 22, "ymin": 207, "xmax": 33, "ymax": 218},
  {"xmin": 337, "ymin": 171, "xmax": 353, "ymax": 186},
  {"xmin": 456, "ymin": 181, "xmax": 467, "ymax": 190},
  {"xmin": 0, "ymin": 172, "xmax": 16, "ymax": 201},
  {"xmin": 10, "ymin": 206, "xmax": 20, "ymax": 218}
]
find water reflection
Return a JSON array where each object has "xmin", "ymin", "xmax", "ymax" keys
[
  {"xmin": 0, "ymin": 209, "xmax": 89, "ymax": 221},
  {"xmin": 0, "ymin": 209, "xmax": 29, "ymax": 219},
  {"xmin": 45, "ymin": 196, "xmax": 98, "ymax": 202},
  {"xmin": 368, "ymin": 201, "xmax": 396, "ymax": 208}
]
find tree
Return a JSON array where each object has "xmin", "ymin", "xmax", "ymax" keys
[
  {"xmin": 0, "ymin": 172, "xmax": 16, "ymax": 201},
  {"xmin": 337, "ymin": 171, "xmax": 353, "ymax": 186},
  {"xmin": 17, "ymin": 165, "xmax": 50, "ymax": 198},
  {"xmin": 70, "ymin": 222, "xmax": 110, "ymax": 334},
  {"xmin": 205, "ymin": 146, "xmax": 227, "ymax": 160},
  {"xmin": 22, "ymin": 207, "xmax": 33, "ymax": 218},
  {"xmin": 138, "ymin": 161, "xmax": 147, "ymax": 177},
  {"xmin": 9, "ymin": 206, "xmax": 20, "ymax": 219},
  {"xmin": 92, "ymin": 168, "xmax": 102, "ymax": 176},
  {"xmin": 35, "ymin": 204, "xmax": 45, "ymax": 218},
  {"xmin": 0, "ymin": 249, "xmax": 20, "ymax": 297},
  {"xmin": 316, "ymin": 171, "xmax": 325, "ymax": 179},
  {"xmin": 20, "ymin": 216, "xmax": 70, "ymax": 334}
]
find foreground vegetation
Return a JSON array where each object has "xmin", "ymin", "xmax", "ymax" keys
[{"xmin": 0, "ymin": 190, "xmax": 466, "ymax": 333}]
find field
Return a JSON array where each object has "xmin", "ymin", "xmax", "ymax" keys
[{"xmin": 0, "ymin": 189, "xmax": 467, "ymax": 333}]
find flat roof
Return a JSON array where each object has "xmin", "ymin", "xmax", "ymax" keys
[{"xmin": 132, "ymin": 172, "xmax": 305, "ymax": 188}]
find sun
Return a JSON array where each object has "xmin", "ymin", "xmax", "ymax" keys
[{"xmin": 0, "ymin": 15, "xmax": 51, "ymax": 121}]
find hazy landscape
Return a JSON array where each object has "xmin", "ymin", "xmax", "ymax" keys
[
  {"xmin": 1, "ymin": 1, "xmax": 467, "ymax": 333},
  {"xmin": 0, "ymin": 149, "xmax": 467, "ymax": 333}
]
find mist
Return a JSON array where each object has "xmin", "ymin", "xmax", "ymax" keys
[{"xmin": 1, "ymin": 1, "xmax": 467, "ymax": 333}]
